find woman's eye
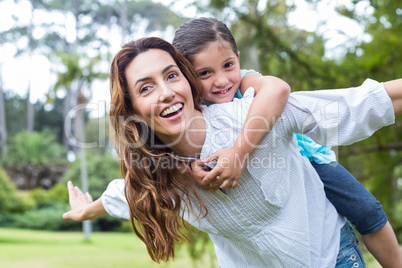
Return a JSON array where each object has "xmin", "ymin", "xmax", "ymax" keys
[
  {"xmin": 167, "ymin": 72, "xmax": 178, "ymax": 79},
  {"xmin": 140, "ymin": 86, "xmax": 151, "ymax": 94}
]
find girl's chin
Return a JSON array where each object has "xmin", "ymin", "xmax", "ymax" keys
[{"xmin": 209, "ymin": 95, "xmax": 235, "ymax": 104}]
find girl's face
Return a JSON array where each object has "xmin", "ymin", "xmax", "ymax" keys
[
  {"xmin": 192, "ymin": 40, "xmax": 241, "ymax": 104},
  {"xmin": 125, "ymin": 49, "xmax": 195, "ymax": 144}
]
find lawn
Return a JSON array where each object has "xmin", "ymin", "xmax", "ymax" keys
[
  {"xmin": 0, "ymin": 228, "xmax": 219, "ymax": 268},
  {"xmin": 0, "ymin": 228, "xmax": 385, "ymax": 268}
]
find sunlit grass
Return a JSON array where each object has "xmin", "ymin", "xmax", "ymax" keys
[
  {"xmin": 0, "ymin": 228, "xmax": 219, "ymax": 268},
  {"xmin": 0, "ymin": 228, "xmax": 391, "ymax": 267}
]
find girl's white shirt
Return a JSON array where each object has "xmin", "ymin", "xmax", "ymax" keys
[{"xmin": 101, "ymin": 79, "xmax": 394, "ymax": 268}]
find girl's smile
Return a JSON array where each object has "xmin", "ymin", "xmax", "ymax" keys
[{"xmin": 192, "ymin": 40, "xmax": 241, "ymax": 104}]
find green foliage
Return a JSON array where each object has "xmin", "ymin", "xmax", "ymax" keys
[
  {"xmin": 177, "ymin": 226, "xmax": 214, "ymax": 262},
  {"xmin": 2, "ymin": 92, "xmax": 28, "ymax": 139},
  {"xmin": 6, "ymin": 131, "xmax": 65, "ymax": 165},
  {"xmin": 30, "ymin": 183, "xmax": 69, "ymax": 207},
  {"xmin": 34, "ymin": 97, "xmax": 65, "ymax": 144},
  {"xmin": 0, "ymin": 168, "xmax": 34, "ymax": 213},
  {"xmin": 0, "ymin": 200, "xmax": 95, "ymax": 231},
  {"xmin": 3, "ymin": 131, "xmax": 67, "ymax": 189},
  {"xmin": 85, "ymin": 116, "xmax": 110, "ymax": 156},
  {"xmin": 0, "ymin": 168, "xmax": 19, "ymax": 212},
  {"xmin": 14, "ymin": 182, "xmax": 126, "ymax": 232},
  {"xmin": 9, "ymin": 203, "xmax": 80, "ymax": 231},
  {"xmin": 60, "ymin": 153, "xmax": 121, "ymax": 199}
]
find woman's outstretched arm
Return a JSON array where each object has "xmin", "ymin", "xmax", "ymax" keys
[
  {"xmin": 63, "ymin": 181, "xmax": 108, "ymax": 221},
  {"xmin": 384, "ymin": 78, "xmax": 402, "ymax": 115}
]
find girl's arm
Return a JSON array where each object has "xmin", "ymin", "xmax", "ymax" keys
[
  {"xmin": 200, "ymin": 74, "xmax": 290, "ymax": 189},
  {"xmin": 63, "ymin": 181, "xmax": 108, "ymax": 221}
]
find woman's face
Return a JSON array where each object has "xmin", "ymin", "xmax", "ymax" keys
[{"xmin": 125, "ymin": 49, "xmax": 195, "ymax": 144}]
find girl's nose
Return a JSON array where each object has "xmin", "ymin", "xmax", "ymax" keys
[{"xmin": 214, "ymin": 73, "xmax": 228, "ymax": 87}]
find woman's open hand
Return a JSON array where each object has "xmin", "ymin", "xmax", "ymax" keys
[{"xmin": 62, "ymin": 181, "xmax": 95, "ymax": 222}]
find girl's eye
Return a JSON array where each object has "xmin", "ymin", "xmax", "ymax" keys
[
  {"xmin": 224, "ymin": 62, "xmax": 234, "ymax": 69},
  {"xmin": 198, "ymin": 70, "xmax": 210, "ymax": 78}
]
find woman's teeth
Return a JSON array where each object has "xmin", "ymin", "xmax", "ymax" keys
[{"xmin": 161, "ymin": 103, "xmax": 183, "ymax": 117}]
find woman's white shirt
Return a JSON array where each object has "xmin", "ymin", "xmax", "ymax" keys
[{"xmin": 101, "ymin": 79, "xmax": 394, "ymax": 267}]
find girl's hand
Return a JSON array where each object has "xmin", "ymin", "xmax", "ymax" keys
[
  {"xmin": 63, "ymin": 181, "xmax": 94, "ymax": 221},
  {"xmin": 190, "ymin": 160, "xmax": 219, "ymax": 192},
  {"xmin": 201, "ymin": 147, "xmax": 248, "ymax": 189}
]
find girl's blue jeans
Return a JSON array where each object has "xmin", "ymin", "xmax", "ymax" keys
[
  {"xmin": 335, "ymin": 222, "xmax": 366, "ymax": 268},
  {"xmin": 311, "ymin": 161, "xmax": 387, "ymax": 235}
]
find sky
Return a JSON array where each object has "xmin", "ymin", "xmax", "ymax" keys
[{"xmin": 0, "ymin": 0, "xmax": 372, "ymax": 110}]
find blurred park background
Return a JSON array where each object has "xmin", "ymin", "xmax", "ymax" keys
[{"xmin": 0, "ymin": 0, "xmax": 401, "ymax": 267}]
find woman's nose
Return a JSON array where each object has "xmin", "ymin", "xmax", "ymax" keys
[{"xmin": 159, "ymin": 84, "xmax": 175, "ymax": 102}]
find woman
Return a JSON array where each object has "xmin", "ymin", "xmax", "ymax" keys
[{"xmin": 64, "ymin": 37, "xmax": 402, "ymax": 267}]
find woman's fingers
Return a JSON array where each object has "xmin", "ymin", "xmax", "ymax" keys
[
  {"xmin": 75, "ymin": 186, "xmax": 86, "ymax": 199},
  {"xmin": 67, "ymin": 181, "xmax": 77, "ymax": 199},
  {"xmin": 85, "ymin": 192, "xmax": 93, "ymax": 202}
]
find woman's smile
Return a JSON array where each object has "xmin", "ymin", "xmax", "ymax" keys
[
  {"xmin": 125, "ymin": 48, "xmax": 196, "ymax": 144},
  {"xmin": 160, "ymin": 102, "xmax": 184, "ymax": 121}
]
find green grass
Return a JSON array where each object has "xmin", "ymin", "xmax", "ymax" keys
[
  {"xmin": 0, "ymin": 228, "xmax": 219, "ymax": 268},
  {"xmin": 0, "ymin": 228, "xmax": 387, "ymax": 268}
]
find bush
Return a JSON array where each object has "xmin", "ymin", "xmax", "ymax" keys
[
  {"xmin": 1, "ymin": 201, "xmax": 128, "ymax": 232},
  {"xmin": 11, "ymin": 202, "xmax": 81, "ymax": 231},
  {"xmin": 0, "ymin": 167, "xmax": 17, "ymax": 211},
  {"xmin": 60, "ymin": 153, "xmax": 121, "ymax": 199},
  {"xmin": 0, "ymin": 168, "xmax": 34, "ymax": 213},
  {"xmin": 4, "ymin": 131, "xmax": 67, "ymax": 190},
  {"xmin": 30, "ymin": 183, "xmax": 69, "ymax": 208}
]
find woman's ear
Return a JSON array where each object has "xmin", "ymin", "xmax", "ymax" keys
[{"xmin": 237, "ymin": 51, "xmax": 240, "ymax": 58}]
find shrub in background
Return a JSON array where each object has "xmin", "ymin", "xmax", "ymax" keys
[
  {"xmin": 60, "ymin": 153, "xmax": 121, "ymax": 199},
  {"xmin": 0, "ymin": 168, "xmax": 34, "ymax": 213},
  {"xmin": 4, "ymin": 131, "xmax": 67, "ymax": 190}
]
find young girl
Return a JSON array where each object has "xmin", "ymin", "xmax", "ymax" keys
[{"xmin": 171, "ymin": 17, "xmax": 402, "ymax": 267}]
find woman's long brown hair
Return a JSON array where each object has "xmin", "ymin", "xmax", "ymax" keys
[{"xmin": 109, "ymin": 37, "xmax": 206, "ymax": 263}]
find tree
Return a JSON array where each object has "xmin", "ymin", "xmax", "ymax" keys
[
  {"xmin": 0, "ymin": 65, "xmax": 7, "ymax": 157},
  {"xmin": 200, "ymin": 0, "xmax": 337, "ymax": 90},
  {"xmin": 333, "ymin": 0, "xmax": 402, "ymax": 234},
  {"xmin": 3, "ymin": 0, "xmax": 51, "ymax": 133}
]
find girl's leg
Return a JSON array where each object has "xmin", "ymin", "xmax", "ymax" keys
[{"xmin": 312, "ymin": 161, "xmax": 402, "ymax": 268}]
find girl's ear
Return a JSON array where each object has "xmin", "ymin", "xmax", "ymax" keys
[{"xmin": 237, "ymin": 51, "xmax": 240, "ymax": 58}]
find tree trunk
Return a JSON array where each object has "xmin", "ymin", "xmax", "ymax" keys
[
  {"xmin": 63, "ymin": 89, "xmax": 73, "ymax": 151},
  {"xmin": 120, "ymin": 0, "xmax": 128, "ymax": 44},
  {"xmin": 27, "ymin": 83, "xmax": 34, "ymax": 133},
  {"xmin": 0, "ymin": 65, "xmax": 7, "ymax": 157},
  {"xmin": 75, "ymin": 87, "xmax": 91, "ymax": 241},
  {"xmin": 27, "ymin": 0, "xmax": 35, "ymax": 133}
]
